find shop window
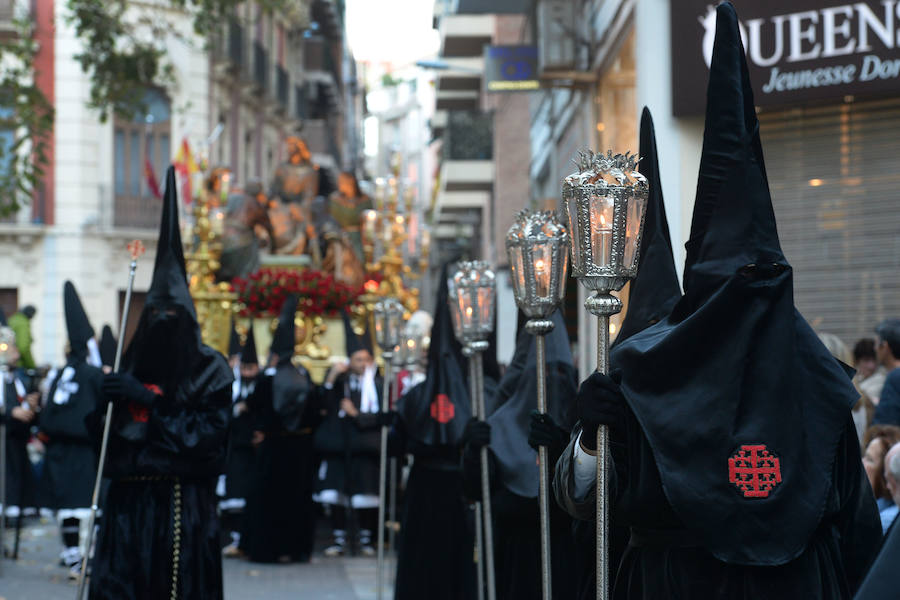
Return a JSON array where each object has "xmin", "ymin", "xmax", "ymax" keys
[{"xmin": 113, "ymin": 89, "xmax": 171, "ymax": 228}]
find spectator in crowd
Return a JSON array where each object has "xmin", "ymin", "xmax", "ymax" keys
[
  {"xmin": 872, "ymin": 319, "xmax": 900, "ymax": 426},
  {"xmin": 862, "ymin": 425, "xmax": 900, "ymax": 533},
  {"xmin": 855, "ymin": 338, "xmax": 887, "ymax": 406},
  {"xmin": 8, "ymin": 305, "xmax": 37, "ymax": 369},
  {"xmin": 883, "ymin": 443, "xmax": 900, "ymax": 534},
  {"xmin": 819, "ymin": 332, "xmax": 869, "ymax": 443}
]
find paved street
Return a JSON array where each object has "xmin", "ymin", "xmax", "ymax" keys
[{"xmin": 0, "ymin": 520, "xmax": 395, "ymax": 599}]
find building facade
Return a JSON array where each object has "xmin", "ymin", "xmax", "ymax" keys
[{"xmin": 0, "ymin": 0, "xmax": 352, "ymax": 366}]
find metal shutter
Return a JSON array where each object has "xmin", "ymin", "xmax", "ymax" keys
[{"xmin": 759, "ymin": 97, "xmax": 900, "ymax": 347}]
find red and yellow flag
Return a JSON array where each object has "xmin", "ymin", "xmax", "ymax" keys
[{"xmin": 173, "ymin": 138, "xmax": 200, "ymax": 203}]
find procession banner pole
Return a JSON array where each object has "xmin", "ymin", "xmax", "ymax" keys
[
  {"xmin": 76, "ymin": 239, "xmax": 145, "ymax": 600},
  {"xmin": 376, "ymin": 353, "xmax": 393, "ymax": 600},
  {"xmin": 465, "ymin": 345, "xmax": 486, "ymax": 600}
]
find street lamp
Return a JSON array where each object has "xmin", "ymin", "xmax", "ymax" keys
[
  {"xmin": 562, "ymin": 151, "xmax": 648, "ymax": 600},
  {"xmin": 505, "ymin": 209, "xmax": 569, "ymax": 600},
  {"xmin": 371, "ymin": 297, "xmax": 404, "ymax": 600},
  {"xmin": 448, "ymin": 260, "xmax": 497, "ymax": 600}
]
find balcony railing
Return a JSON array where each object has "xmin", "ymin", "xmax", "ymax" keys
[
  {"xmin": 443, "ymin": 111, "xmax": 493, "ymax": 160},
  {"xmin": 253, "ymin": 41, "xmax": 268, "ymax": 93},
  {"xmin": 228, "ymin": 22, "xmax": 244, "ymax": 69},
  {"xmin": 276, "ymin": 65, "xmax": 289, "ymax": 108}
]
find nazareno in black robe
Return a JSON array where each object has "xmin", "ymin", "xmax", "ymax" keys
[
  {"xmin": 557, "ymin": 5, "xmax": 881, "ymax": 599},
  {"xmin": 41, "ymin": 281, "xmax": 103, "ymax": 513},
  {"xmin": 463, "ymin": 309, "xmax": 578, "ymax": 600},
  {"xmin": 241, "ymin": 294, "xmax": 317, "ymax": 563},
  {"xmin": 2, "ymin": 375, "xmax": 34, "ymax": 514},
  {"xmin": 393, "ymin": 262, "xmax": 477, "ymax": 600},
  {"xmin": 87, "ymin": 167, "xmax": 233, "ymax": 600}
]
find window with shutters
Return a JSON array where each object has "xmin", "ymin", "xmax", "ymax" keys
[
  {"xmin": 760, "ymin": 97, "xmax": 900, "ymax": 346},
  {"xmin": 113, "ymin": 89, "xmax": 171, "ymax": 229}
]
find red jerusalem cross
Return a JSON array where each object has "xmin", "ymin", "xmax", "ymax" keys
[
  {"xmin": 728, "ymin": 444, "xmax": 782, "ymax": 499},
  {"xmin": 430, "ymin": 394, "xmax": 455, "ymax": 424}
]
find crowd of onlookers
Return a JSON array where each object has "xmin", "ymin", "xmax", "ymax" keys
[{"xmin": 827, "ymin": 318, "xmax": 900, "ymax": 535}]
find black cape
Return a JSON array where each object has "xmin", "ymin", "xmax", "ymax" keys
[
  {"xmin": 613, "ymin": 3, "xmax": 873, "ymax": 567},
  {"xmin": 397, "ymin": 263, "xmax": 472, "ymax": 446},
  {"xmin": 41, "ymin": 282, "xmax": 104, "ymax": 509}
]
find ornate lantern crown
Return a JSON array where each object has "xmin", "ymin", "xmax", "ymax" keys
[
  {"xmin": 447, "ymin": 260, "xmax": 496, "ymax": 345},
  {"xmin": 562, "ymin": 150, "xmax": 649, "ymax": 293},
  {"xmin": 506, "ymin": 209, "xmax": 569, "ymax": 319},
  {"xmin": 373, "ymin": 297, "xmax": 405, "ymax": 351}
]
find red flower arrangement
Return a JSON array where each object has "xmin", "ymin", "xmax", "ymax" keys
[{"xmin": 232, "ymin": 267, "xmax": 365, "ymax": 317}]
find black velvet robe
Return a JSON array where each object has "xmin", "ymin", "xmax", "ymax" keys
[
  {"xmin": 222, "ymin": 376, "xmax": 257, "ymax": 504},
  {"xmin": 393, "ymin": 436, "xmax": 475, "ymax": 600},
  {"xmin": 554, "ymin": 411, "xmax": 881, "ymax": 599},
  {"xmin": 2, "ymin": 377, "xmax": 34, "ymax": 512},
  {"xmin": 240, "ymin": 364, "xmax": 316, "ymax": 563},
  {"xmin": 462, "ymin": 447, "xmax": 577, "ymax": 600},
  {"xmin": 40, "ymin": 361, "xmax": 103, "ymax": 510},
  {"xmin": 87, "ymin": 357, "xmax": 232, "ymax": 600}
]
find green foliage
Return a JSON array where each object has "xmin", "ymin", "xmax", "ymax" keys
[
  {"xmin": 0, "ymin": 17, "xmax": 54, "ymax": 217},
  {"xmin": 0, "ymin": 0, "xmax": 293, "ymax": 216}
]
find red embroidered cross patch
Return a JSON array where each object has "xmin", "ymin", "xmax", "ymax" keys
[
  {"xmin": 430, "ymin": 394, "xmax": 455, "ymax": 424},
  {"xmin": 728, "ymin": 444, "xmax": 782, "ymax": 498},
  {"xmin": 128, "ymin": 402, "xmax": 149, "ymax": 423}
]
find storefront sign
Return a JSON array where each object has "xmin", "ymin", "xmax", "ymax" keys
[
  {"xmin": 485, "ymin": 45, "xmax": 540, "ymax": 92},
  {"xmin": 672, "ymin": 0, "xmax": 900, "ymax": 115}
]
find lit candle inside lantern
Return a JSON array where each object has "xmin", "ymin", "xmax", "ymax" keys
[
  {"xmin": 591, "ymin": 198, "xmax": 615, "ymax": 267},
  {"xmin": 362, "ymin": 209, "xmax": 378, "ymax": 246}
]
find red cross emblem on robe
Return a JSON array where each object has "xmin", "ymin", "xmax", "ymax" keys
[
  {"xmin": 728, "ymin": 444, "xmax": 782, "ymax": 498},
  {"xmin": 430, "ymin": 394, "xmax": 455, "ymax": 424}
]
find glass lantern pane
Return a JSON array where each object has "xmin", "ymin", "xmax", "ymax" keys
[
  {"xmin": 590, "ymin": 194, "xmax": 615, "ymax": 268},
  {"xmin": 508, "ymin": 246, "xmax": 526, "ymax": 303},
  {"xmin": 566, "ymin": 197, "xmax": 581, "ymax": 271},
  {"xmin": 623, "ymin": 196, "xmax": 647, "ymax": 270},
  {"xmin": 556, "ymin": 250, "xmax": 569, "ymax": 301},
  {"xmin": 477, "ymin": 286, "xmax": 493, "ymax": 334},
  {"xmin": 533, "ymin": 243, "xmax": 552, "ymax": 300}
]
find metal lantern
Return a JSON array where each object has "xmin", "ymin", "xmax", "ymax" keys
[
  {"xmin": 447, "ymin": 260, "xmax": 497, "ymax": 345},
  {"xmin": 563, "ymin": 151, "xmax": 648, "ymax": 600},
  {"xmin": 562, "ymin": 151, "xmax": 648, "ymax": 295},
  {"xmin": 505, "ymin": 209, "xmax": 569, "ymax": 600},
  {"xmin": 371, "ymin": 296, "xmax": 404, "ymax": 600},
  {"xmin": 447, "ymin": 260, "xmax": 497, "ymax": 600},
  {"xmin": 372, "ymin": 297, "xmax": 404, "ymax": 351},
  {"xmin": 506, "ymin": 209, "xmax": 569, "ymax": 319}
]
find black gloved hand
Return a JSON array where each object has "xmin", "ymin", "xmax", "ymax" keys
[
  {"xmin": 462, "ymin": 417, "xmax": 491, "ymax": 449},
  {"xmin": 377, "ymin": 410, "xmax": 399, "ymax": 428},
  {"xmin": 575, "ymin": 370, "xmax": 625, "ymax": 452},
  {"xmin": 528, "ymin": 410, "xmax": 568, "ymax": 452},
  {"xmin": 102, "ymin": 373, "xmax": 158, "ymax": 406}
]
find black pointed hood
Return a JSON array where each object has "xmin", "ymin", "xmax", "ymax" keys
[
  {"xmin": 342, "ymin": 310, "xmax": 373, "ymax": 357},
  {"xmin": 119, "ymin": 165, "xmax": 232, "ymax": 400},
  {"xmin": 611, "ymin": 2, "xmax": 858, "ymax": 567},
  {"xmin": 147, "ymin": 167, "xmax": 196, "ymax": 319},
  {"xmin": 681, "ymin": 2, "xmax": 783, "ymax": 312},
  {"xmin": 228, "ymin": 323, "xmax": 241, "ymax": 358},
  {"xmin": 270, "ymin": 295, "xmax": 298, "ymax": 362},
  {"xmin": 241, "ymin": 328, "xmax": 259, "ymax": 366},
  {"xmin": 99, "ymin": 325, "xmax": 117, "ymax": 367},
  {"xmin": 397, "ymin": 262, "xmax": 472, "ymax": 446},
  {"xmin": 488, "ymin": 309, "xmax": 576, "ymax": 497},
  {"xmin": 614, "ymin": 108, "xmax": 681, "ymax": 344},
  {"xmin": 64, "ymin": 281, "xmax": 95, "ymax": 362}
]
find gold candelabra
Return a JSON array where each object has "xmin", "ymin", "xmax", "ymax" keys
[{"xmin": 185, "ymin": 181, "xmax": 238, "ymax": 357}]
